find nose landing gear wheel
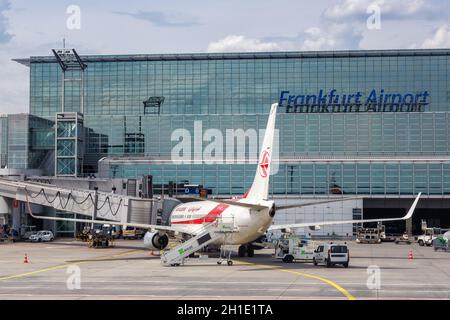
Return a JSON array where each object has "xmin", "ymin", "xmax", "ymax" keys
[{"xmin": 227, "ymin": 260, "xmax": 233, "ymax": 266}]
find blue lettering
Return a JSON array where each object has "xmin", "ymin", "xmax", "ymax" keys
[
  {"xmin": 279, "ymin": 89, "xmax": 428, "ymax": 113},
  {"xmin": 279, "ymin": 91, "xmax": 290, "ymax": 107},
  {"xmin": 366, "ymin": 89, "xmax": 378, "ymax": 109},
  {"xmin": 328, "ymin": 89, "xmax": 337, "ymax": 105}
]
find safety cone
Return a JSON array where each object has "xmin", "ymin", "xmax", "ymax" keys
[
  {"xmin": 23, "ymin": 254, "xmax": 29, "ymax": 264},
  {"xmin": 408, "ymin": 250, "xmax": 413, "ymax": 260}
]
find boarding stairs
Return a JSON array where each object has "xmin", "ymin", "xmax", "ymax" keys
[{"xmin": 160, "ymin": 216, "xmax": 239, "ymax": 266}]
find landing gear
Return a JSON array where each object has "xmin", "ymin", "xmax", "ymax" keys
[
  {"xmin": 238, "ymin": 245, "xmax": 246, "ymax": 257},
  {"xmin": 246, "ymin": 245, "xmax": 254, "ymax": 258},
  {"xmin": 238, "ymin": 244, "xmax": 255, "ymax": 257}
]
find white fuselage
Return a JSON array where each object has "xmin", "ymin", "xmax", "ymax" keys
[{"xmin": 169, "ymin": 199, "xmax": 274, "ymax": 245}]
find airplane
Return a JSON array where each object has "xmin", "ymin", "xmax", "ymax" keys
[{"xmin": 25, "ymin": 103, "xmax": 422, "ymax": 258}]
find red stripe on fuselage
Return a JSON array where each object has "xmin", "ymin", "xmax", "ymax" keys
[{"xmin": 171, "ymin": 204, "xmax": 230, "ymax": 225}]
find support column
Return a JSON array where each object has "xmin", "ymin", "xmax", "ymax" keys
[
  {"xmin": 406, "ymin": 217, "xmax": 413, "ymax": 237},
  {"xmin": 43, "ymin": 208, "xmax": 56, "ymax": 234},
  {"xmin": 0, "ymin": 196, "xmax": 10, "ymax": 225},
  {"xmin": 12, "ymin": 203, "xmax": 21, "ymax": 236}
]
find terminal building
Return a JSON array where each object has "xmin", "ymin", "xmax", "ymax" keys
[{"xmin": 2, "ymin": 48, "xmax": 450, "ymax": 236}]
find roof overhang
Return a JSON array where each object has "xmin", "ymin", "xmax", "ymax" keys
[{"xmin": 12, "ymin": 48, "xmax": 450, "ymax": 68}]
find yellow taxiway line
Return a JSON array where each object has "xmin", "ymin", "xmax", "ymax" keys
[
  {"xmin": 1, "ymin": 250, "xmax": 355, "ymax": 300},
  {"xmin": 237, "ymin": 261, "xmax": 356, "ymax": 300}
]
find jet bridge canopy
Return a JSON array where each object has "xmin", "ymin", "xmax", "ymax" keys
[{"xmin": 0, "ymin": 178, "xmax": 156, "ymax": 225}]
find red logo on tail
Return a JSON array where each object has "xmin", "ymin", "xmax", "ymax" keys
[{"xmin": 259, "ymin": 150, "xmax": 270, "ymax": 178}]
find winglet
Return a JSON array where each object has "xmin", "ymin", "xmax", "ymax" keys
[{"xmin": 404, "ymin": 192, "xmax": 421, "ymax": 220}]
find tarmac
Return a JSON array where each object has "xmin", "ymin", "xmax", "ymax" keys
[{"xmin": 0, "ymin": 239, "xmax": 449, "ymax": 300}]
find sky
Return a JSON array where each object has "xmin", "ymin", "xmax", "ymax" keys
[{"xmin": 0, "ymin": 0, "xmax": 450, "ymax": 114}]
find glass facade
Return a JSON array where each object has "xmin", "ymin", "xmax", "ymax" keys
[
  {"xmin": 28, "ymin": 50, "xmax": 450, "ymax": 117},
  {"xmin": 7, "ymin": 114, "xmax": 30, "ymax": 169},
  {"xmin": 55, "ymin": 113, "xmax": 84, "ymax": 176},
  {"xmin": 0, "ymin": 115, "xmax": 7, "ymax": 168},
  {"xmin": 18, "ymin": 49, "xmax": 450, "ymax": 196},
  {"xmin": 99, "ymin": 161, "xmax": 450, "ymax": 196},
  {"xmin": 0, "ymin": 114, "xmax": 54, "ymax": 172}
]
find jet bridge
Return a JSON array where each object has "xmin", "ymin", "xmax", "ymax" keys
[{"xmin": 0, "ymin": 178, "xmax": 155, "ymax": 225}]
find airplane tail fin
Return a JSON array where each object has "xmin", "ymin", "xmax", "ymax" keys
[{"xmin": 245, "ymin": 103, "xmax": 278, "ymax": 202}]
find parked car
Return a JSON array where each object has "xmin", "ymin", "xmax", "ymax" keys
[
  {"xmin": 29, "ymin": 230, "xmax": 54, "ymax": 242},
  {"xmin": 313, "ymin": 243, "xmax": 349, "ymax": 268}
]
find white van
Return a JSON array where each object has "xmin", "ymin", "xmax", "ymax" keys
[{"xmin": 313, "ymin": 243, "xmax": 349, "ymax": 268}]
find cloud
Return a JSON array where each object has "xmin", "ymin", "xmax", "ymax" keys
[
  {"xmin": 114, "ymin": 10, "xmax": 200, "ymax": 28},
  {"xmin": 324, "ymin": 0, "xmax": 448, "ymax": 21},
  {"xmin": 323, "ymin": 0, "xmax": 379, "ymax": 20},
  {"xmin": 207, "ymin": 35, "xmax": 283, "ymax": 53},
  {"xmin": 421, "ymin": 24, "xmax": 450, "ymax": 48},
  {"xmin": 301, "ymin": 23, "xmax": 363, "ymax": 51},
  {"xmin": 0, "ymin": 0, "xmax": 12, "ymax": 43},
  {"xmin": 263, "ymin": 21, "xmax": 363, "ymax": 51},
  {"xmin": 261, "ymin": 0, "xmax": 450, "ymax": 52}
]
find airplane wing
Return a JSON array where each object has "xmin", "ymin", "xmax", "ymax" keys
[
  {"xmin": 276, "ymin": 197, "xmax": 361, "ymax": 210},
  {"xmin": 268, "ymin": 193, "xmax": 421, "ymax": 231},
  {"xmin": 175, "ymin": 196, "xmax": 269, "ymax": 210},
  {"xmin": 28, "ymin": 212, "xmax": 185, "ymax": 234},
  {"xmin": 178, "ymin": 196, "xmax": 360, "ymax": 211},
  {"xmin": 208, "ymin": 199, "xmax": 268, "ymax": 210}
]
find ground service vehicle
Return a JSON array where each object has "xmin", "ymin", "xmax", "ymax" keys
[
  {"xmin": 433, "ymin": 236, "xmax": 449, "ymax": 252},
  {"xmin": 274, "ymin": 237, "xmax": 315, "ymax": 263},
  {"xmin": 395, "ymin": 233, "xmax": 412, "ymax": 244},
  {"xmin": 88, "ymin": 228, "xmax": 114, "ymax": 248},
  {"xmin": 122, "ymin": 227, "xmax": 145, "ymax": 239},
  {"xmin": 356, "ymin": 227, "xmax": 382, "ymax": 244}
]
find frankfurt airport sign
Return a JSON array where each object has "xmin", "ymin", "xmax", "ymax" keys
[{"xmin": 279, "ymin": 89, "xmax": 429, "ymax": 113}]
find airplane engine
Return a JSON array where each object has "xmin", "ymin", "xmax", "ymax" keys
[
  {"xmin": 308, "ymin": 225, "xmax": 321, "ymax": 231},
  {"xmin": 143, "ymin": 231, "xmax": 169, "ymax": 250},
  {"xmin": 269, "ymin": 204, "xmax": 276, "ymax": 218}
]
